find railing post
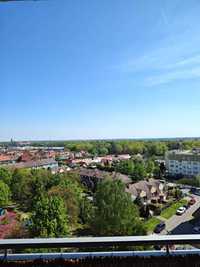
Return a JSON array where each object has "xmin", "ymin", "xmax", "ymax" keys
[
  {"xmin": 3, "ymin": 249, "xmax": 7, "ymax": 260},
  {"xmin": 166, "ymin": 245, "xmax": 170, "ymax": 255}
]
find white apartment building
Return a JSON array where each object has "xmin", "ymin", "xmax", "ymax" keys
[{"xmin": 165, "ymin": 149, "xmax": 200, "ymax": 177}]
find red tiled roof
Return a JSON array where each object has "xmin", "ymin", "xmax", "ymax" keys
[
  {"xmin": 0, "ymin": 155, "xmax": 12, "ymax": 162},
  {"xmin": 17, "ymin": 151, "xmax": 33, "ymax": 162}
]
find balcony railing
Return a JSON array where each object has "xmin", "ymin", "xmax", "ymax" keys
[{"xmin": 1, "ymin": 235, "xmax": 200, "ymax": 261}]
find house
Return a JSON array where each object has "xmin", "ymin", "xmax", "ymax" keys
[
  {"xmin": 0, "ymin": 154, "xmax": 16, "ymax": 165},
  {"xmin": 116, "ymin": 154, "xmax": 131, "ymax": 161},
  {"xmin": 100, "ymin": 156, "xmax": 113, "ymax": 165},
  {"xmin": 126, "ymin": 179, "xmax": 166, "ymax": 203},
  {"xmin": 77, "ymin": 168, "xmax": 132, "ymax": 191}
]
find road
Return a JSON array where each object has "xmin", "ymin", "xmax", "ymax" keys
[{"xmin": 160, "ymin": 195, "xmax": 200, "ymax": 235}]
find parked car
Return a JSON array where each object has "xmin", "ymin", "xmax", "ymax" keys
[
  {"xmin": 154, "ymin": 222, "xmax": 166, "ymax": 234},
  {"xmin": 193, "ymin": 226, "xmax": 200, "ymax": 233},
  {"xmin": 189, "ymin": 198, "xmax": 196, "ymax": 205},
  {"xmin": 190, "ymin": 187, "xmax": 196, "ymax": 194},
  {"xmin": 176, "ymin": 206, "xmax": 186, "ymax": 215},
  {"xmin": 183, "ymin": 204, "xmax": 190, "ymax": 210},
  {"xmin": 191, "ymin": 188, "xmax": 200, "ymax": 196}
]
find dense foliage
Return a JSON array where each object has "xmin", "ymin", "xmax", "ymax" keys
[
  {"xmin": 48, "ymin": 173, "xmax": 83, "ymax": 225},
  {"xmin": 0, "ymin": 166, "xmax": 147, "ymax": 238},
  {"xmin": 0, "ymin": 180, "xmax": 11, "ymax": 206},
  {"xmin": 64, "ymin": 140, "xmax": 168, "ymax": 156},
  {"xmin": 31, "ymin": 195, "xmax": 69, "ymax": 237},
  {"xmin": 2, "ymin": 138, "xmax": 200, "ymax": 155},
  {"xmin": 1, "ymin": 137, "xmax": 200, "ymax": 238},
  {"xmin": 177, "ymin": 176, "xmax": 200, "ymax": 187},
  {"xmin": 90, "ymin": 180, "xmax": 146, "ymax": 236},
  {"xmin": 0, "ymin": 168, "xmax": 84, "ymax": 236},
  {"xmin": 0, "ymin": 167, "xmax": 12, "ymax": 186}
]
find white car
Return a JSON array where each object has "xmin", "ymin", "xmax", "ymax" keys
[{"xmin": 176, "ymin": 206, "xmax": 186, "ymax": 215}]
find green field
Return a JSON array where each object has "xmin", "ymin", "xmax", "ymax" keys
[
  {"xmin": 144, "ymin": 217, "xmax": 161, "ymax": 233},
  {"xmin": 160, "ymin": 199, "xmax": 188, "ymax": 219}
]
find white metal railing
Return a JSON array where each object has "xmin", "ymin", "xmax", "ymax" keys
[{"xmin": 0, "ymin": 235, "xmax": 200, "ymax": 261}]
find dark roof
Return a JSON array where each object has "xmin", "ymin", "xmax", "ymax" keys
[{"xmin": 78, "ymin": 168, "xmax": 132, "ymax": 184}]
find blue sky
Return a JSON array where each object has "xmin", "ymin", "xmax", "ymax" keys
[{"xmin": 1, "ymin": 0, "xmax": 200, "ymax": 141}]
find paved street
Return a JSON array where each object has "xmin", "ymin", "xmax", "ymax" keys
[{"xmin": 160, "ymin": 195, "xmax": 200, "ymax": 235}]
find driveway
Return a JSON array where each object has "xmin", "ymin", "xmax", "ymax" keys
[{"xmin": 160, "ymin": 195, "xmax": 200, "ymax": 235}]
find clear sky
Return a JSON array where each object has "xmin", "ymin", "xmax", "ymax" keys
[{"xmin": 1, "ymin": 0, "xmax": 200, "ymax": 141}]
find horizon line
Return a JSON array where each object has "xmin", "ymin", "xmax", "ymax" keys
[{"xmin": 1, "ymin": 136, "xmax": 200, "ymax": 143}]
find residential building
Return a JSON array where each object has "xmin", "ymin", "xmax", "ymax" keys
[
  {"xmin": 165, "ymin": 149, "xmax": 200, "ymax": 177},
  {"xmin": 77, "ymin": 168, "xmax": 132, "ymax": 191},
  {"xmin": 126, "ymin": 179, "xmax": 166, "ymax": 203}
]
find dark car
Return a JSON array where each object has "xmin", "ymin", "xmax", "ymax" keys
[
  {"xmin": 154, "ymin": 222, "xmax": 166, "ymax": 234},
  {"xmin": 183, "ymin": 204, "xmax": 190, "ymax": 210}
]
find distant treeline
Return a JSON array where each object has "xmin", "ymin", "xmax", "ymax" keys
[
  {"xmin": 1, "ymin": 138, "xmax": 200, "ymax": 157},
  {"xmin": 35, "ymin": 139, "xmax": 200, "ymax": 156}
]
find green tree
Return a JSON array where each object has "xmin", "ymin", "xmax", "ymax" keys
[
  {"xmin": 80, "ymin": 196, "xmax": 95, "ymax": 225},
  {"xmin": 131, "ymin": 162, "xmax": 146, "ymax": 181},
  {"xmin": 146, "ymin": 160, "xmax": 155, "ymax": 177},
  {"xmin": 11, "ymin": 169, "xmax": 33, "ymax": 210},
  {"xmin": 31, "ymin": 195, "xmax": 69, "ymax": 237},
  {"xmin": 0, "ymin": 167, "xmax": 12, "ymax": 186},
  {"xmin": 115, "ymin": 160, "xmax": 134, "ymax": 175},
  {"xmin": 48, "ymin": 175, "xmax": 83, "ymax": 226},
  {"xmin": 110, "ymin": 142, "xmax": 123, "ymax": 154},
  {"xmin": 146, "ymin": 142, "xmax": 167, "ymax": 156},
  {"xmin": 90, "ymin": 147, "xmax": 98, "ymax": 156},
  {"xmin": 0, "ymin": 180, "xmax": 11, "ymax": 206},
  {"xmin": 30, "ymin": 169, "xmax": 53, "ymax": 200},
  {"xmin": 98, "ymin": 147, "xmax": 109, "ymax": 156},
  {"xmin": 11, "ymin": 169, "xmax": 53, "ymax": 211},
  {"xmin": 196, "ymin": 176, "xmax": 200, "ymax": 187},
  {"xmin": 91, "ymin": 180, "xmax": 146, "ymax": 236}
]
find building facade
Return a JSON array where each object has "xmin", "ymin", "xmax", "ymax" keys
[
  {"xmin": 165, "ymin": 149, "xmax": 200, "ymax": 177},
  {"xmin": 126, "ymin": 179, "xmax": 166, "ymax": 203}
]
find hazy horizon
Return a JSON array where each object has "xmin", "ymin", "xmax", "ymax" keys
[{"xmin": 1, "ymin": 136, "xmax": 200, "ymax": 143}]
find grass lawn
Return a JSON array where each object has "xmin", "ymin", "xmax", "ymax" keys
[
  {"xmin": 160, "ymin": 199, "xmax": 188, "ymax": 219},
  {"xmin": 144, "ymin": 217, "xmax": 161, "ymax": 233}
]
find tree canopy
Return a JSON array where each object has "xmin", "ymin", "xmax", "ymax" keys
[
  {"xmin": 48, "ymin": 173, "xmax": 83, "ymax": 226},
  {"xmin": 31, "ymin": 195, "xmax": 69, "ymax": 238},
  {"xmin": 0, "ymin": 167, "xmax": 12, "ymax": 186},
  {"xmin": 0, "ymin": 180, "xmax": 11, "ymax": 206},
  {"xmin": 90, "ymin": 180, "xmax": 146, "ymax": 236}
]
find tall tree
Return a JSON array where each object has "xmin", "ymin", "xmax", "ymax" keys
[
  {"xmin": 115, "ymin": 160, "xmax": 134, "ymax": 175},
  {"xmin": 131, "ymin": 162, "xmax": 147, "ymax": 181},
  {"xmin": 31, "ymin": 195, "xmax": 69, "ymax": 237},
  {"xmin": 0, "ymin": 168, "xmax": 12, "ymax": 186},
  {"xmin": 0, "ymin": 180, "xmax": 11, "ymax": 206},
  {"xmin": 91, "ymin": 180, "xmax": 146, "ymax": 236},
  {"xmin": 48, "ymin": 174, "xmax": 83, "ymax": 226},
  {"xmin": 110, "ymin": 142, "xmax": 123, "ymax": 154},
  {"xmin": 11, "ymin": 169, "xmax": 33, "ymax": 210},
  {"xmin": 146, "ymin": 160, "xmax": 155, "ymax": 177}
]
